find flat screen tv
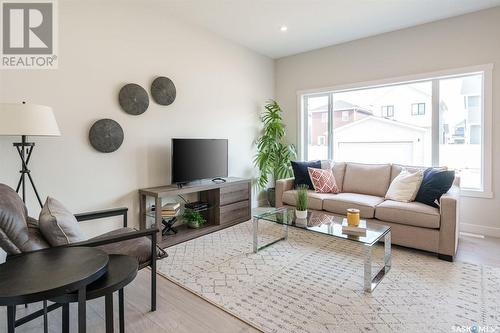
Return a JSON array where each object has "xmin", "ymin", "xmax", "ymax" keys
[{"xmin": 171, "ymin": 138, "xmax": 228, "ymax": 184}]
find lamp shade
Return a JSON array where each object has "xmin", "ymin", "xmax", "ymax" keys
[{"xmin": 0, "ymin": 103, "xmax": 61, "ymax": 136}]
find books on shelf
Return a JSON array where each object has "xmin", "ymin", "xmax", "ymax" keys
[
  {"xmin": 341, "ymin": 218, "xmax": 367, "ymax": 236},
  {"xmin": 161, "ymin": 211, "xmax": 178, "ymax": 218},
  {"xmin": 161, "ymin": 202, "xmax": 180, "ymax": 218},
  {"xmin": 162, "ymin": 202, "xmax": 180, "ymax": 211}
]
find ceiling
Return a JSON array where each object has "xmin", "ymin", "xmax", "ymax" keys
[{"xmin": 157, "ymin": 0, "xmax": 500, "ymax": 58}]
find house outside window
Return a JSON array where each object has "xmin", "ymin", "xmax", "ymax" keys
[
  {"xmin": 411, "ymin": 103, "xmax": 425, "ymax": 115},
  {"xmin": 321, "ymin": 112, "xmax": 328, "ymax": 123},
  {"xmin": 465, "ymin": 95, "xmax": 480, "ymax": 108},
  {"xmin": 341, "ymin": 111, "xmax": 349, "ymax": 121},
  {"xmin": 381, "ymin": 105, "xmax": 394, "ymax": 117}
]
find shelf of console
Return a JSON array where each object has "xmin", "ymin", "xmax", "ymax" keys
[{"xmin": 138, "ymin": 177, "xmax": 252, "ymax": 244}]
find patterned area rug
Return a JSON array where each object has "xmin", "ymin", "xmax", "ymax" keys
[{"xmin": 157, "ymin": 220, "xmax": 500, "ymax": 333}]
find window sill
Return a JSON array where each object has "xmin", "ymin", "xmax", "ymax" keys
[{"xmin": 460, "ymin": 189, "xmax": 493, "ymax": 199}]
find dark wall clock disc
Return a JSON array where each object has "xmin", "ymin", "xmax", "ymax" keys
[
  {"xmin": 151, "ymin": 77, "xmax": 176, "ymax": 106},
  {"xmin": 119, "ymin": 83, "xmax": 149, "ymax": 115},
  {"xmin": 89, "ymin": 119, "xmax": 124, "ymax": 153}
]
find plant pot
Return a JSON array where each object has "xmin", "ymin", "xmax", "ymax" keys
[
  {"xmin": 187, "ymin": 220, "xmax": 203, "ymax": 229},
  {"xmin": 267, "ymin": 188, "xmax": 276, "ymax": 207},
  {"xmin": 295, "ymin": 217, "xmax": 307, "ymax": 227},
  {"xmin": 295, "ymin": 209, "xmax": 308, "ymax": 219}
]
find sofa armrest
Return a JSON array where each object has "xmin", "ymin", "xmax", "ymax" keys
[
  {"xmin": 276, "ymin": 178, "xmax": 295, "ymax": 207},
  {"xmin": 438, "ymin": 185, "xmax": 460, "ymax": 258}
]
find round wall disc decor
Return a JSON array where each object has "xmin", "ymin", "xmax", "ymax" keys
[
  {"xmin": 89, "ymin": 119, "xmax": 124, "ymax": 153},
  {"xmin": 151, "ymin": 76, "xmax": 176, "ymax": 106},
  {"xmin": 118, "ymin": 83, "xmax": 149, "ymax": 115}
]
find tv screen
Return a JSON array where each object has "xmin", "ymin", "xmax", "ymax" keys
[{"xmin": 171, "ymin": 138, "xmax": 228, "ymax": 184}]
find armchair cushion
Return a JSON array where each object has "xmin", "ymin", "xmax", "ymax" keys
[
  {"xmin": 92, "ymin": 227, "xmax": 152, "ymax": 265},
  {"xmin": 0, "ymin": 184, "xmax": 30, "ymax": 254},
  {"xmin": 39, "ymin": 197, "xmax": 86, "ymax": 246}
]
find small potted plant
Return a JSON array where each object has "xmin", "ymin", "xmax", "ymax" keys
[
  {"xmin": 182, "ymin": 208, "xmax": 206, "ymax": 229},
  {"xmin": 295, "ymin": 184, "xmax": 309, "ymax": 219}
]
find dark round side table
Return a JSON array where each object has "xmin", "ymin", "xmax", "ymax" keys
[
  {"xmin": 0, "ymin": 247, "xmax": 109, "ymax": 333},
  {"xmin": 50, "ymin": 254, "xmax": 138, "ymax": 333}
]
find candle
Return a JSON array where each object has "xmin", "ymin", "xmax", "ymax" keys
[{"xmin": 347, "ymin": 208, "xmax": 360, "ymax": 226}]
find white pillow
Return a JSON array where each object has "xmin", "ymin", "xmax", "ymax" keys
[{"xmin": 385, "ymin": 169, "xmax": 423, "ymax": 202}]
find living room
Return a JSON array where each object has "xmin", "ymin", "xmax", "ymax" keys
[{"xmin": 1, "ymin": 0, "xmax": 499, "ymax": 332}]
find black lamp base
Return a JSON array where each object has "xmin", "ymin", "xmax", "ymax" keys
[{"xmin": 14, "ymin": 135, "xmax": 43, "ymax": 207}]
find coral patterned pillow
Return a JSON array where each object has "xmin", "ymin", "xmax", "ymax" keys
[{"xmin": 307, "ymin": 167, "xmax": 340, "ymax": 193}]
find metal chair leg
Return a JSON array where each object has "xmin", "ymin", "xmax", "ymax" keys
[
  {"xmin": 119, "ymin": 289, "xmax": 125, "ymax": 333},
  {"xmin": 43, "ymin": 300, "xmax": 48, "ymax": 333},
  {"xmin": 151, "ymin": 234, "xmax": 157, "ymax": 312},
  {"xmin": 62, "ymin": 304, "xmax": 69, "ymax": 333},
  {"xmin": 7, "ymin": 305, "xmax": 15, "ymax": 333},
  {"xmin": 77, "ymin": 287, "xmax": 87, "ymax": 333},
  {"xmin": 105, "ymin": 294, "xmax": 114, "ymax": 333}
]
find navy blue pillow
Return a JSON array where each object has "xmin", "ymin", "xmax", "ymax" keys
[
  {"xmin": 291, "ymin": 160, "xmax": 321, "ymax": 189},
  {"xmin": 415, "ymin": 168, "xmax": 455, "ymax": 208}
]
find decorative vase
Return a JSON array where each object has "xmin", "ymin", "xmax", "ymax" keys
[
  {"xmin": 295, "ymin": 217, "xmax": 307, "ymax": 227},
  {"xmin": 267, "ymin": 188, "xmax": 276, "ymax": 207},
  {"xmin": 187, "ymin": 220, "xmax": 202, "ymax": 229},
  {"xmin": 296, "ymin": 209, "xmax": 308, "ymax": 219}
]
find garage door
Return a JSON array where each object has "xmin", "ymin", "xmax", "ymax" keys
[{"xmin": 336, "ymin": 141, "xmax": 414, "ymax": 164}]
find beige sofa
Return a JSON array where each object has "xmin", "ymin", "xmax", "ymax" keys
[{"xmin": 276, "ymin": 162, "xmax": 460, "ymax": 261}]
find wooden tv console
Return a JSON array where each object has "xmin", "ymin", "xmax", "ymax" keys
[{"xmin": 138, "ymin": 177, "xmax": 251, "ymax": 248}]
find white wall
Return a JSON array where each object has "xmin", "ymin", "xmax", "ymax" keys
[
  {"xmin": 276, "ymin": 8, "xmax": 500, "ymax": 236},
  {"xmin": 0, "ymin": 0, "xmax": 274, "ymax": 237}
]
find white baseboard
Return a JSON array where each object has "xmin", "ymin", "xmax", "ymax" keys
[{"xmin": 460, "ymin": 223, "xmax": 500, "ymax": 238}]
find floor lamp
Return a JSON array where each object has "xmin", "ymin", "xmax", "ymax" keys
[{"xmin": 0, "ymin": 103, "xmax": 61, "ymax": 207}]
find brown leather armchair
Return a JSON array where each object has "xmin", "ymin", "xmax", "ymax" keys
[{"xmin": 0, "ymin": 183, "xmax": 165, "ymax": 314}]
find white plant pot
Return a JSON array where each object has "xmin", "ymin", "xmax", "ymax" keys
[{"xmin": 295, "ymin": 209, "xmax": 308, "ymax": 219}]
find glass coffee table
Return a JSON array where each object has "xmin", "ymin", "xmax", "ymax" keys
[{"xmin": 253, "ymin": 207, "xmax": 391, "ymax": 292}]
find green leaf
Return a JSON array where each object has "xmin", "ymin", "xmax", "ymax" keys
[{"xmin": 253, "ymin": 100, "xmax": 295, "ymax": 190}]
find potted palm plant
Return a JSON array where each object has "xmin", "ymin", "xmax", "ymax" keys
[
  {"xmin": 254, "ymin": 100, "xmax": 296, "ymax": 206},
  {"xmin": 295, "ymin": 184, "xmax": 309, "ymax": 219}
]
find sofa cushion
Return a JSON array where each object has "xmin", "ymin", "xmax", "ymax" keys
[
  {"xmin": 343, "ymin": 163, "xmax": 391, "ymax": 197},
  {"xmin": 415, "ymin": 168, "xmax": 455, "ymax": 208},
  {"xmin": 375, "ymin": 200, "xmax": 440, "ymax": 229},
  {"xmin": 39, "ymin": 197, "xmax": 87, "ymax": 246},
  {"xmin": 320, "ymin": 161, "xmax": 346, "ymax": 191},
  {"xmin": 308, "ymin": 167, "xmax": 340, "ymax": 193},
  {"xmin": 282, "ymin": 190, "xmax": 333, "ymax": 210},
  {"xmin": 323, "ymin": 193, "xmax": 385, "ymax": 218},
  {"xmin": 27, "ymin": 225, "xmax": 50, "ymax": 250},
  {"xmin": 291, "ymin": 160, "xmax": 321, "ymax": 189},
  {"xmin": 391, "ymin": 164, "xmax": 448, "ymax": 182},
  {"xmin": 93, "ymin": 227, "xmax": 152, "ymax": 265},
  {"xmin": 385, "ymin": 169, "xmax": 423, "ymax": 202},
  {"xmin": 390, "ymin": 164, "xmax": 427, "ymax": 182}
]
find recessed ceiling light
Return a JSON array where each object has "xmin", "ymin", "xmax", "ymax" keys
[{"xmin": 280, "ymin": 25, "xmax": 288, "ymax": 32}]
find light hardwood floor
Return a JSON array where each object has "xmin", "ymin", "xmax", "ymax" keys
[{"xmin": 1, "ymin": 234, "xmax": 499, "ymax": 333}]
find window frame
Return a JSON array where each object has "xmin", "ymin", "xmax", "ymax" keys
[
  {"xmin": 381, "ymin": 105, "xmax": 394, "ymax": 117},
  {"xmin": 297, "ymin": 64, "xmax": 493, "ymax": 198},
  {"xmin": 411, "ymin": 103, "xmax": 425, "ymax": 115},
  {"xmin": 341, "ymin": 111, "xmax": 349, "ymax": 121}
]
